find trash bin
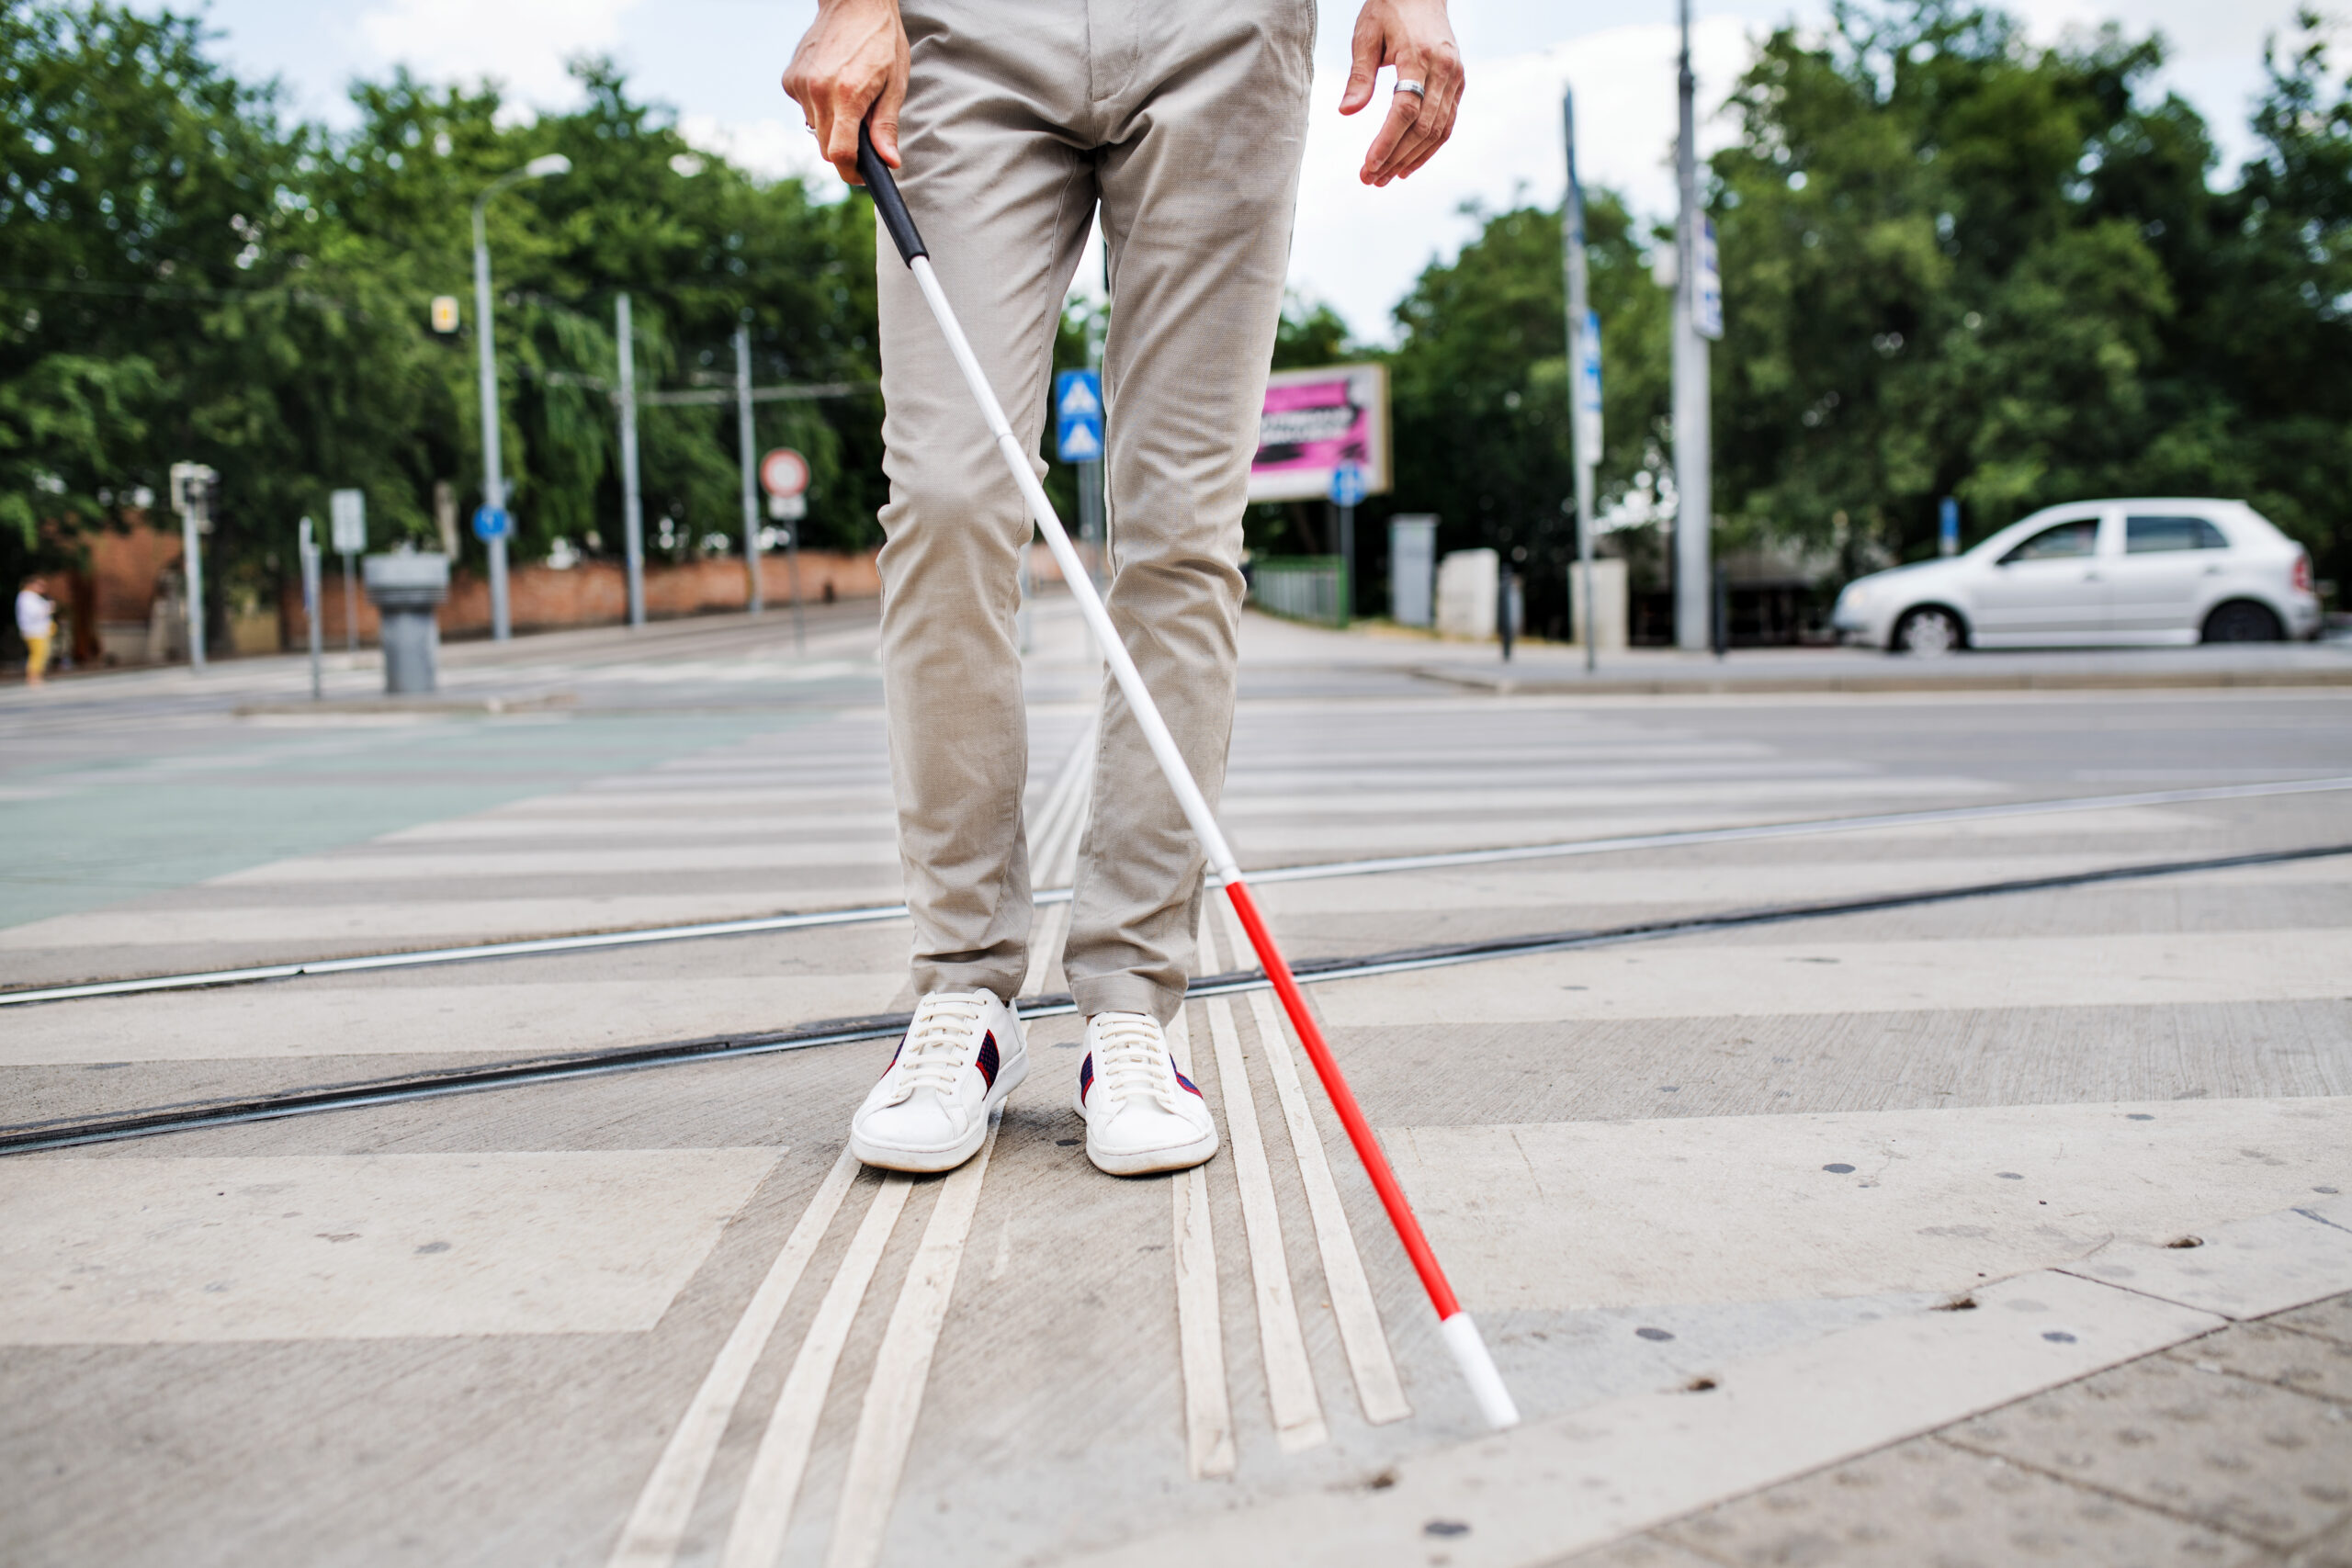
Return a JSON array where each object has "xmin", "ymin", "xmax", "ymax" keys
[{"xmin": 361, "ymin": 552, "xmax": 449, "ymax": 694}]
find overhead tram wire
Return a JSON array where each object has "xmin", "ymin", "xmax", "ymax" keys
[
  {"xmin": 7, "ymin": 836, "xmax": 2349, "ymax": 1158},
  {"xmin": 5, "ymin": 773, "xmax": 2350, "ymax": 1010}
]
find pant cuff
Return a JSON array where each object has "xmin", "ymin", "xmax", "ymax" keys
[{"xmin": 1069, "ymin": 974, "xmax": 1186, "ymax": 1026}]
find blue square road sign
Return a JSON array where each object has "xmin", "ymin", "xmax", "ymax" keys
[{"xmin": 1055, "ymin": 369, "xmax": 1103, "ymax": 463}]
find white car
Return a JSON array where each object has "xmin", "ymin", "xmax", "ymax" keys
[{"xmin": 1832, "ymin": 498, "xmax": 2323, "ymax": 654}]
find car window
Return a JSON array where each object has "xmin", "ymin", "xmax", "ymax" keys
[
  {"xmin": 1999, "ymin": 518, "xmax": 2099, "ymax": 563},
  {"xmin": 2125, "ymin": 514, "xmax": 2229, "ymax": 553}
]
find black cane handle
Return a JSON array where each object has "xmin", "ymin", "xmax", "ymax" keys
[{"xmin": 858, "ymin": 121, "xmax": 927, "ymax": 265}]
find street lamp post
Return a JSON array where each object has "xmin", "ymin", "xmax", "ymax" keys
[
  {"xmin": 471, "ymin": 152, "xmax": 570, "ymax": 643},
  {"xmin": 1672, "ymin": 0, "xmax": 1717, "ymax": 651}
]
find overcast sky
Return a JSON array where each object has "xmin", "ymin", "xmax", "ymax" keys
[{"xmin": 153, "ymin": 0, "xmax": 2329, "ymax": 342}]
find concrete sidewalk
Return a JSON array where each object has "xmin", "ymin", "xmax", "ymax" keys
[
  {"xmin": 3, "ymin": 596, "xmax": 2349, "ymax": 1567},
  {"xmin": 1234, "ymin": 609, "xmax": 2352, "ymax": 694}
]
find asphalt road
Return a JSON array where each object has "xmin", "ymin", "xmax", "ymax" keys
[{"xmin": 3, "ymin": 599, "xmax": 2348, "ymax": 1568}]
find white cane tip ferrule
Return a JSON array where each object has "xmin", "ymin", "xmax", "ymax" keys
[{"xmin": 1441, "ymin": 1312, "xmax": 1521, "ymax": 1429}]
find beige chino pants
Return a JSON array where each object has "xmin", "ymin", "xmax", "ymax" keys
[{"xmin": 876, "ymin": 0, "xmax": 1313, "ymax": 1021}]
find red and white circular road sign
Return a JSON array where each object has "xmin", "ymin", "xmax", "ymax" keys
[{"xmin": 759, "ymin": 447, "xmax": 810, "ymax": 500}]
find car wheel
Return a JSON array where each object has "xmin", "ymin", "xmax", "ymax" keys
[
  {"xmin": 2200, "ymin": 600, "xmax": 2284, "ymax": 643},
  {"xmin": 1892, "ymin": 606, "xmax": 1963, "ymax": 657}
]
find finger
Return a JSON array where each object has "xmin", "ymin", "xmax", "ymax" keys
[
  {"xmin": 1395, "ymin": 84, "xmax": 1461, "ymax": 178},
  {"xmin": 1377, "ymin": 62, "xmax": 1462, "ymax": 182},
  {"xmin": 822, "ymin": 94, "xmax": 865, "ymax": 184},
  {"xmin": 1339, "ymin": 13, "xmax": 1384, "ymax": 114},
  {"xmin": 1359, "ymin": 91, "xmax": 1423, "ymax": 182},
  {"xmin": 1383, "ymin": 85, "xmax": 1452, "ymax": 181},
  {"xmin": 869, "ymin": 63, "xmax": 908, "ymax": 167}
]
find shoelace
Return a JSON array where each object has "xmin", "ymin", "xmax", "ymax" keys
[
  {"xmin": 1090, "ymin": 1013, "xmax": 1182, "ymax": 1113},
  {"xmin": 890, "ymin": 993, "xmax": 988, "ymax": 1100}
]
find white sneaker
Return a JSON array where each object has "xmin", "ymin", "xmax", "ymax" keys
[
  {"xmin": 849, "ymin": 989, "xmax": 1027, "ymax": 1173},
  {"xmin": 1073, "ymin": 1011, "xmax": 1218, "ymax": 1176}
]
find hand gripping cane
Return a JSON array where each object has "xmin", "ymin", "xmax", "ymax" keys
[{"xmin": 858, "ymin": 125, "xmax": 1519, "ymax": 1430}]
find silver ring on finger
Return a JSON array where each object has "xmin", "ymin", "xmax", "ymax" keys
[{"xmin": 1395, "ymin": 79, "xmax": 1426, "ymax": 96}]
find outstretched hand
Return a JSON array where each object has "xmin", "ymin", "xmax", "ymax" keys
[
  {"xmin": 782, "ymin": 0, "xmax": 910, "ymax": 185},
  {"xmin": 1340, "ymin": 0, "xmax": 1464, "ymax": 186}
]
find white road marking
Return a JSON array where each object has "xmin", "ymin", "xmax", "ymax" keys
[
  {"xmin": 1249, "ymin": 852, "xmax": 2132, "ymax": 916},
  {"xmin": 1057, "ymin": 1269, "xmax": 2230, "ymax": 1568},
  {"xmin": 216, "ymin": 840, "xmax": 906, "ymax": 882},
  {"xmin": 607, "ymin": 1149, "xmax": 861, "ymax": 1568},
  {"xmin": 0, "ymin": 1150, "xmax": 777, "ymax": 1344},
  {"xmin": 381, "ymin": 810, "xmax": 899, "ymax": 840},
  {"xmin": 0, "ymin": 888, "xmax": 901, "ymax": 952},
  {"xmin": 825, "ymin": 1114, "xmax": 1002, "ymax": 1568},
  {"xmin": 1198, "ymin": 917, "xmax": 1328, "ymax": 1452},
  {"xmin": 1219, "ymin": 905, "xmax": 1409, "ymax": 1427},
  {"xmin": 1169, "ymin": 982, "xmax": 1235, "ymax": 1480},
  {"xmin": 719, "ymin": 1173, "xmax": 913, "ymax": 1568},
  {"xmin": 0, "ymin": 976, "xmax": 909, "ymax": 1067},
  {"xmin": 1314, "ymin": 929, "xmax": 2352, "ymax": 1025},
  {"xmin": 1387, "ymin": 1098, "xmax": 2352, "ymax": 1311},
  {"xmin": 1220, "ymin": 771, "xmax": 1995, "ymax": 812}
]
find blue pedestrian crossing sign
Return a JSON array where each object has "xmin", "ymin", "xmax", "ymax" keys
[
  {"xmin": 1055, "ymin": 369, "xmax": 1103, "ymax": 463},
  {"xmin": 471, "ymin": 505, "xmax": 511, "ymax": 542},
  {"xmin": 1327, "ymin": 461, "xmax": 1368, "ymax": 507}
]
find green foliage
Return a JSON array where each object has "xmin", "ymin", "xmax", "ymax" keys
[
  {"xmin": 1713, "ymin": 0, "xmax": 2351, "ymax": 581},
  {"xmin": 1381, "ymin": 0, "xmax": 2352, "ymax": 606},
  {"xmin": 1, "ymin": 2, "xmax": 882, "ymax": 632},
  {"xmin": 1382, "ymin": 191, "xmax": 1668, "ymax": 627}
]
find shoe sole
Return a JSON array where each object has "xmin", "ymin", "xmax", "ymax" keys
[
  {"xmin": 1072, "ymin": 1080, "xmax": 1220, "ymax": 1176},
  {"xmin": 849, "ymin": 1048, "xmax": 1028, "ymax": 1174},
  {"xmin": 1084, "ymin": 1126, "xmax": 1219, "ymax": 1177}
]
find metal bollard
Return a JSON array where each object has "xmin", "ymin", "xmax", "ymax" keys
[{"xmin": 361, "ymin": 553, "xmax": 450, "ymax": 694}]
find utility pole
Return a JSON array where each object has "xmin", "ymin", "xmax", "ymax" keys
[
  {"xmin": 470, "ymin": 153, "xmax": 569, "ymax": 643},
  {"xmin": 616, "ymin": 293, "xmax": 646, "ymax": 628},
  {"xmin": 1563, "ymin": 86, "xmax": 1600, "ymax": 675},
  {"xmin": 734, "ymin": 325, "xmax": 763, "ymax": 615},
  {"xmin": 1672, "ymin": 0, "xmax": 1715, "ymax": 651}
]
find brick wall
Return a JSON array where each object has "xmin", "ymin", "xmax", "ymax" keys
[{"xmin": 280, "ymin": 550, "xmax": 883, "ymax": 647}]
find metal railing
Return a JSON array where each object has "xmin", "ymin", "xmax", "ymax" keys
[{"xmin": 1249, "ymin": 556, "xmax": 1349, "ymax": 628}]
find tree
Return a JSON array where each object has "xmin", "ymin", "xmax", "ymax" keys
[{"xmin": 1381, "ymin": 191, "xmax": 1669, "ymax": 633}]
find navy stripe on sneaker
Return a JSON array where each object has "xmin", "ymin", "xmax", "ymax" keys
[
  {"xmin": 1079, "ymin": 1053, "xmax": 1094, "ymax": 1103},
  {"xmin": 1172, "ymin": 1059, "xmax": 1204, "ymax": 1099},
  {"xmin": 976, "ymin": 1032, "xmax": 1000, "ymax": 1089}
]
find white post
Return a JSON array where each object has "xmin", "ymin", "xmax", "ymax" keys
[
  {"xmin": 181, "ymin": 493, "xmax": 206, "ymax": 671},
  {"xmin": 1672, "ymin": 0, "xmax": 1713, "ymax": 652},
  {"xmin": 735, "ymin": 326, "xmax": 763, "ymax": 615},
  {"xmin": 616, "ymin": 293, "xmax": 646, "ymax": 629},
  {"xmin": 1564, "ymin": 86, "xmax": 1599, "ymax": 674},
  {"xmin": 300, "ymin": 516, "xmax": 323, "ymax": 700}
]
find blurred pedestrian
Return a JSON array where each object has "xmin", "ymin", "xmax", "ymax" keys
[
  {"xmin": 16, "ymin": 579, "xmax": 54, "ymax": 686},
  {"xmin": 786, "ymin": 0, "xmax": 1464, "ymax": 1178}
]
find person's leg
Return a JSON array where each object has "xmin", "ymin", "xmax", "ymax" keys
[
  {"xmin": 876, "ymin": 3, "xmax": 1099, "ymax": 1003},
  {"xmin": 24, "ymin": 633, "xmax": 48, "ymax": 684},
  {"xmin": 1060, "ymin": 1, "xmax": 1316, "ymax": 1022}
]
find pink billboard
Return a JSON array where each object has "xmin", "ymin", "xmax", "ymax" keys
[{"xmin": 1249, "ymin": 363, "xmax": 1390, "ymax": 502}]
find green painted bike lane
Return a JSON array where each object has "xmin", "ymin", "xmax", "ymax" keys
[{"xmin": 0, "ymin": 712, "xmax": 811, "ymax": 931}]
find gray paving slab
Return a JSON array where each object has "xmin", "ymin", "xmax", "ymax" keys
[
  {"xmin": 1650, "ymin": 1436, "xmax": 2257, "ymax": 1567},
  {"xmin": 2177, "ymin": 1323, "xmax": 2352, "ymax": 1407},
  {"xmin": 1942, "ymin": 1350, "xmax": 2352, "ymax": 1550}
]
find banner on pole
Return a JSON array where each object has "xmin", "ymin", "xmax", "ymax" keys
[
  {"xmin": 1249, "ymin": 363, "xmax": 1390, "ymax": 502},
  {"xmin": 1575, "ymin": 310, "xmax": 1603, "ymax": 460},
  {"xmin": 1695, "ymin": 219, "xmax": 1724, "ymax": 341}
]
